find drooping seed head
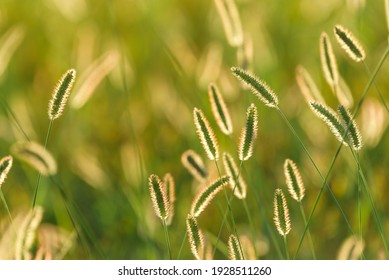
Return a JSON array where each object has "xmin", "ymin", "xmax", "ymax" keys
[
  {"xmin": 228, "ymin": 234, "xmax": 244, "ymax": 260},
  {"xmin": 239, "ymin": 104, "xmax": 258, "ymax": 161},
  {"xmin": 186, "ymin": 214, "xmax": 204, "ymax": 260},
  {"xmin": 223, "ymin": 152, "xmax": 247, "ymax": 199},
  {"xmin": 309, "ymin": 101, "xmax": 348, "ymax": 146},
  {"xmin": 284, "ymin": 159, "xmax": 305, "ymax": 202},
  {"xmin": 208, "ymin": 83, "xmax": 233, "ymax": 135},
  {"xmin": 191, "ymin": 175, "xmax": 229, "ymax": 217},
  {"xmin": 48, "ymin": 69, "xmax": 76, "ymax": 120},
  {"xmin": 231, "ymin": 67, "xmax": 279, "ymax": 108},
  {"xmin": 295, "ymin": 65, "xmax": 325, "ymax": 104},
  {"xmin": 148, "ymin": 174, "xmax": 169, "ymax": 221},
  {"xmin": 163, "ymin": 173, "xmax": 175, "ymax": 225},
  {"xmin": 338, "ymin": 105, "xmax": 363, "ymax": 151},
  {"xmin": 11, "ymin": 141, "xmax": 57, "ymax": 176},
  {"xmin": 0, "ymin": 155, "xmax": 13, "ymax": 188},
  {"xmin": 193, "ymin": 108, "xmax": 219, "ymax": 161},
  {"xmin": 181, "ymin": 150, "xmax": 208, "ymax": 182},
  {"xmin": 214, "ymin": 0, "xmax": 243, "ymax": 47},
  {"xmin": 273, "ymin": 188, "xmax": 291, "ymax": 236},
  {"xmin": 334, "ymin": 25, "xmax": 366, "ymax": 62},
  {"xmin": 320, "ymin": 32, "xmax": 339, "ymax": 87}
]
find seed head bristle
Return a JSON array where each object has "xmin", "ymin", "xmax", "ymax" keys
[
  {"xmin": 231, "ymin": 67, "xmax": 279, "ymax": 107},
  {"xmin": 0, "ymin": 155, "xmax": 13, "ymax": 188},
  {"xmin": 309, "ymin": 101, "xmax": 348, "ymax": 146},
  {"xmin": 191, "ymin": 175, "xmax": 229, "ymax": 217},
  {"xmin": 238, "ymin": 104, "xmax": 258, "ymax": 161},
  {"xmin": 295, "ymin": 65, "xmax": 325, "ymax": 104},
  {"xmin": 186, "ymin": 215, "xmax": 204, "ymax": 260},
  {"xmin": 284, "ymin": 159, "xmax": 305, "ymax": 202},
  {"xmin": 193, "ymin": 108, "xmax": 219, "ymax": 161},
  {"xmin": 208, "ymin": 83, "xmax": 233, "ymax": 135},
  {"xmin": 273, "ymin": 188, "xmax": 291, "ymax": 236},
  {"xmin": 214, "ymin": 0, "xmax": 243, "ymax": 47},
  {"xmin": 48, "ymin": 69, "xmax": 76, "ymax": 120},
  {"xmin": 11, "ymin": 141, "xmax": 57, "ymax": 176},
  {"xmin": 320, "ymin": 32, "xmax": 339, "ymax": 87},
  {"xmin": 338, "ymin": 105, "xmax": 363, "ymax": 151},
  {"xmin": 181, "ymin": 150, "xmax": 208, "ymax": 182},
  {"xmin": 228, "ymin": 234, "xmax": 244, "ymax": 260},
  {"xmin": 334, "ymin": 24, "xmax": 366, "ymax": 62},
  {"xmin": 148, "ymin": 174, "xmax": 169, "ymax": 221},
  {"xmin": 223, "ymin": 152, "xmax": 247, "ymax": 199},
  {"xmin": 163, "ymin": 173, "xmax": 175, "ymax": 225}
]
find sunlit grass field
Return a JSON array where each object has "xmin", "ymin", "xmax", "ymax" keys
[{"xmin": 0, "ymin": 0, "xmax": 388, "ymax": 260}]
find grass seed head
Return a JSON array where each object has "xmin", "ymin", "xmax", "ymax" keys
[
  {"xmin": 181, "ymin": 150, "xmax": 208, "ymax": 182},
  {"xmin": 163, "ymin": 173, "xmax": 175, "ymax": 225},
  {"xmin": 320, "ymin": 32, "xmax": 339, "ymax": 87},
  {"xmin": 0, "ymin": 155, "xmax": 13, "ymax": 188},
  {"xmin": 273, "ymin": 188, "xmax": 291, "ymax": 236},
  {"xmin": 338, "ymin": 105, "xmax": 363, "ymax": 151},
  {"xmin": 239, "ymin": 104, "xmax": 258, "ymax": 161},
  {"xmin": 148, "ymin": 174, "xmax": 169, "ymax": 221},
  {"xmin": 228, "ymin": 234, "xmax": 244, "ymax": 260},
  {"xmin": 284, "ymin": 159, "xmax": 305, "ymax": 202},
  {"xmin": 186, "ymin": 215, "xmax": 204, "ymax": 260},
  {"xmin": 223, "ymin": 152, "xmax": 247, "ymax": 199},
  {"xmin": 334, "ymin": 24, "xmax": 366, "ymax": 62},
  {"xmin": 193, "ymin": 108, "xmax": 219, "ymax": 161},
  {"xmin": 295, "ymin": 65, "xmax": 325, "ymax": 104},
  {"xmin": 209, "ymin": 83, "xmax": 233, "ymax": 135}
]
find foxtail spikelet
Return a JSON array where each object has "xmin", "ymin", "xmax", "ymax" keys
[
  {"xmin": 214, "ymin": 0, "xmax": 243, "ymax": 47},
  {"xmin": 284, "ymin": 159, "xmax": 305, "ymax": 202},
  {"xmin": 163, "ymin": 173, "xmax": 175, "ymax": 225},
  {"xmin": 48, "ymin": 69, "xmax": 76, "ymax": 120},
  {"xmin": 11, "ymin": 141, "xmax": 57, "ymax": 175},
  {"xmin": 320, "ymin": 32, "xmax": 339, "ymax": 87},
  {"xmin": 295, "ymin": 65, "xmax": 325, "ymax": 104},
  {"xmin": 209, "ymin": 83, "xmax": 233, "ymax": 135},
  {"xmin": 193, "ymin": 108, "xmax": 219, "ymax": 160},
  {"xmin": 309, "ymin": 101, "xmax": 348, "ymax": 146},
  {"xmin": 338, "ymin": 105, "xmax": 363, "ymax": 151},
  {"xmin": 0, "ymin": 155, "xmax": 13, "ymax": 188},
  {"xmin": 273, "ymin": 188, "xmax": 291, "ymax": 236},
  {"xmin": 223, "ymin": 152, "xmax": 247, "ymax": 199},
  {"xmin": 186, "ymin": 215, "xmax": 204, "ymax": 260},
  {"xmin": 228, "ymin": 234, "xmax": 244, "ymax": 260},
  {"xmin": 334, "ymin": 25, "xmax": 365, "ymax": 62},
  {"xmin": 148, "ymin": 174, "xmax": 169, "ymax": 221},
  {"xmin": 181, "ymin": 150, "xmax": 208, "ymax": 182},
  {"xmin": 239, "ymin": 104, "xmax": 258, "ymax": 161},
  {"xmin": 191, "ymin": 175, "xmax": 229, "ymax": 217},
  {"xmin": 231, "ymin": 67, "xmax": 278, "ymax": 107}
]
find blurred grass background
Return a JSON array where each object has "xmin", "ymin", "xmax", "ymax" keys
[{"xmin": 0, "ymin": 0, "xmax": 388, "ymax": 259}]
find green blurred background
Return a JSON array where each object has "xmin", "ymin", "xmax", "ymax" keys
[{"xmin": 0, "ymin": 0, "xmax": 388, "ymax": 259}]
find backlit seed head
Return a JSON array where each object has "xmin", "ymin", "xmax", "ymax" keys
[
  {"xmin": 284, "ymin": 159, "xmax": 305, "ymax": 202},
  {"xmin": 320, "ymin": 32, "xmax": 339, "ymax": 87},
  {"xmin": 223, "ymin": 152, "xmax": 247, "ymax": 199},
  {"xmin": 148, "ymin": 174, "xmax": 169, "ymax": 221},
  {"xmin": 334, "ymin": 25, "xmax": 366, "ymax": 62},
  {"xmin": 181, "ymin": 150, "xmax": 208, "ymax": 182},
  {"xmin": 273, "ymin": 188, "xmax": 291, "ymax": 236},
  {"xmin": 186, "ymin": 215, "xmax": 204, "ymax": 260},
  {"xmin": 208, "ymin": 83, "xmax": 233, "ymax": 135},
  {"xmin": 238, "ymin": 104, "xmax": 258, "ymax": 161},
  {"xmin": 228, "ymin": 234, "xmax": 244, "ymax": 260},
  {"xmin": 193, "ymin": 108, "xmax": 219, "ymax": 161},
  {"xmin": 0, "ymin": 155, "xmax": 13, "ymax": 188}
]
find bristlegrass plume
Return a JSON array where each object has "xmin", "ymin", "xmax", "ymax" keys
[
  {"xmin": 181, "ymin": 150, "xmax": 208, "ymax": 182},
  {"xmin": 228, "ymin": 234, "xmax": 244, "ymax": 260},
  {"xmin": 186, "ymin": 214, "xmax": 204, "ymax": 260},
  {"xmin": 338, "ymin": 105, "xmax": 363, "ymax": 150},
  {"xmin": 238, "ymin": 104, "xmax": 258, "ymax": 161},
  {"xmin": 231, "ymin": 67, "xmax": 279, "ymax": 107},
  {"xmin": 284, "ymin": 159, "xmax": 305, "ymax": 202},
  {"xmin": 273, "ymin": 188, "xmax": 291, "ymax": 236},
  {"xmin": 334, "ymin": 25, "xmax": 365, "ymax": 62},
  {"xmin": 48, "ymin": 69, "xmax": 76, "ymax": 120},
  {"xmin": 193, "ymin": 108, "xmax": 219, "ymax": 160},
  {"xmin": 191, "ymin": 175, "xmax": 229, "ymax": 217},
  {"xmin": 0, "ymin": 155, "xmax": 13, "ymax": 188},
  {"xmin": 148, "ymin": 174, "xmax": 169, "ymax": 221},
  {"xmin": 208, "ymin": 83, "xmax": 233, "ymax": 135},
  {"xmin": 223, "ymin": 152, "xmax": 247, "ymax": 199},
  {"xmin": 320, "ymin": 32, "xmax": 339, "ymax": 87},
  {"xmin": 163, "ymin": 173, "xmax": 175, "ymax": 225}
]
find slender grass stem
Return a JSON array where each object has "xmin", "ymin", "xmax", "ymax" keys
[
  {"xmin": 242, "ymin": 198, "xmax": 258, "ymax": 257},
  {"xmin": 298, "ymin": 202, "xmax": 316, "ymax": 259},
  {"xmin": 0, "ymin": 99, "xmax": 30, "ymax": 141},
  {"xmin": 162, "ymin": 219, "xmax": 172, "ymax": 260},
  {"xmin": 177, "ymin": 231, "xmax": 187, "ymax": 260},
  {"xmin": 0, "ymin": 189, "xmax": 15, "ymax": 232},
  {"xmin": 283, "ymin": 235, "xmax": 289, "ymax": 260}
]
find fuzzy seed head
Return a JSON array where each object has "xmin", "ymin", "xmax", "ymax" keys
[
  {"xmin": 163, "ymin": 173, "xmax": 175, "ymax": 225},
  {"xmin": 223, "ymin": 152, "xmax": 247, "ymax": 199},
  {"xmin": 209, "ymin": 83, "xmax": 233, "ymax": 135},
  {"xmin": 48, "ymin": 69, "xmax": 76, "ymax": 120},
  {"xmin": 295, "ymin": 65, "xmax": 325, "ymax": 104},
  {"xmin": 193, "ymin": 108, "xmax": 219, "ymax": 161},
  {"xmin": 181, "ymin": 150, "xmax": 208, "ymax": 182},
  {"xmin": 186, "ymin": 215, "xmax": 204, "ymax": 260},
  {"xmin": 191, "ymin": 175, "xmax": 229, "ymax": 217},
  {"xmin": 320, "ymin": 32, "xmax": 339, "ymax": 87},
  {"xmin": 231, "ymin": 67, "xmax": 279, "ymax": 107},
  {"xmin": 0, "ymin": 155, "xmax": 13, "ymax": 188},
  {"xmin": 284, "ymin": 159, "xmax": 305, "ymax": 202},
  {"xmin": 338, "ymin": 105, "xmax": 363, "ymax": 151},
  {"xmin": 148, "ymin": 174, "xmax": 169, "ymax": 221},
  {"xmin": 273, "ymin": 188, "xmax": 291, "ymax": 236},
  {"xmin": 228, "ymin": 234, "xmax": 244, "ymax": 260},
  {"xmin": 334, "ymin": 25, "xmax": 366, "ymax": 62},
  {"xmin": 239, "ymin": 104, "xmax": 258, "ymax": 161}
]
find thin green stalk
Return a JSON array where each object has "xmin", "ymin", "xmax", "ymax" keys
[
  {"xmin": 298, "ymin": 202, "xmax": 316, "ymax": 259},
  {"xmin": 162, "ymin": 219, "xmax": 172, "ymax": 260},
  {"xmin": 0, "ymin": 99, "xmax": 30, "ymax": 141},
  {"xmin": 283, "ymin": 235, "xmax": 289, "ymax": 260},
  {"xmin": 177, "ymin": 231, "xmax": 187, "ymax": 260},
  {"xmin": 0, "ymin": 189, "xmax": 15, "ymax": 232}
]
